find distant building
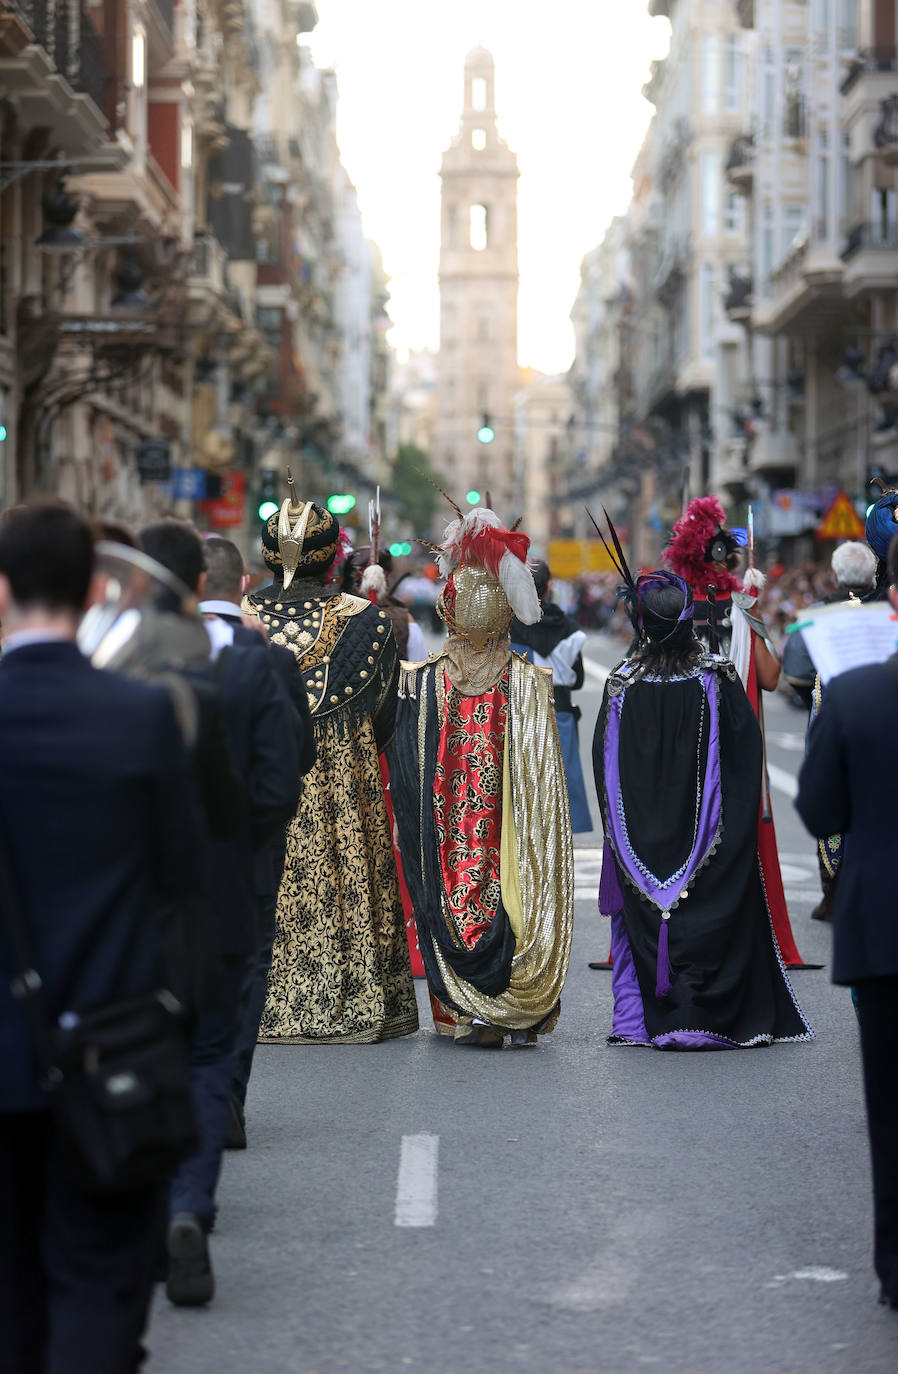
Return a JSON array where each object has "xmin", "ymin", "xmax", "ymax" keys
[
  {"xmin": 433, "ymin": 46, "xmax": 520, "ymax": 516},
  {"xmin": 513, "ymin": 372, "xmax": 572, "ymax": 552}
]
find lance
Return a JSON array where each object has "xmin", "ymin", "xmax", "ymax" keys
[{"xmin": 747, "ymin": 505, "xmax": 773, "ymax": 823}]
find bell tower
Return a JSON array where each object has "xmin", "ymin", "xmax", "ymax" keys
[{"xmin": 434, "ymin": 47, "xmax": 520, "ymax": 516}]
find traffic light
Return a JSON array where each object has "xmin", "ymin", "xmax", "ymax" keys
[
  {"xmin": 389, "ymin": 541, "xmax": 413, "ymax": 557},
  {"xmin": 327, "ymin": 494, "xmax": 357, "ymax": 516},
  {"xmin": 465, "ymin": 490, "xmax": 481, "ymax": 506},
  {"xmin": 257, "ymin": 469, "xmax": 279, "ymax": 521},
  {"xmin": 0, "ymin": 424, "xmax": 6, "ymax": 443},
  {"xmin": 477, "ymin": 414, "xmax": 495, "ymax": 444}
]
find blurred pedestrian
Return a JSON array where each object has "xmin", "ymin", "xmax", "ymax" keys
[
  {"xmin": 136, "ymin": 521, "xmax": 301, "ymax": 1306},
  {"xmin": 782, "ymin": 541, "xmax": 876, "ymax": 711},
  {"xmin": 245, "ymin": 480, "xmax": 418, "ymax": 1044},
  {"xmin": 0, "ymin": 504, "xmax": 202, "ymax": 1372},
  {"xmin": 510, "ymin": 558, "xmax": 592, "ymax": 833},
  {"xmin": 198, "ymin": 536, "xmax": 316, "ymax": 1148},
  {"xmin": 796, "ymin": 534, "xmax": 898, "ymax": 1312}
]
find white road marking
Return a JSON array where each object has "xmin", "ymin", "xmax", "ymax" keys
[
  {"xmin": 779, "ymin": 863, "xmax": 813, "ymax": 883},
  {"xmin": 766, "ymin": 762, "xmax": 798, "ymax": 800},
  {"xmin": 768, "ymin": 1267, "xmax": 848, "ymax": 1286},
  {"xmin": 582, "ymin": 656, "xmax": 610, "ymax": 686},
  {"xmin": 395, "ymin": 1134, "xmax": 439, "ymax": 1228}
]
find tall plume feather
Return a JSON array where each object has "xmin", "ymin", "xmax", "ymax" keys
[{"xmin": 585, "ymin": 506, "xmax": 635, "ymax": 589}]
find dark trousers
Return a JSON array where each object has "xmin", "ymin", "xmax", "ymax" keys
[
  {"xmin": 231, "ymin": 887, "xmax": 279, "ymax": 1107},
  {"xmin": 854, "ymin": 975, "xmax": 898, "ymax": 1299},
  {"xmin": 169, "ymin": 952, "xmax": 248, "ymax": 1230},
  {"xmin": 0, "ymin": 1111, "xmax": 159, "ymax": 1374}
]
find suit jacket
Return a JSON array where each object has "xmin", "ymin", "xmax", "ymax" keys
[
  {"xmin": 209, "ymin": 645, "xmax": 301, "ymax": 953},
  {"xmin": 0, "ymin": 642, "xmax": 201, "ymax": 1113},
  {"xmin": 212, "ymin": 612, "xmax": 315, "ymax": 776},
  {"xmin": 796, "ymin": 656, "xmax": 898, "ymax": 984}
]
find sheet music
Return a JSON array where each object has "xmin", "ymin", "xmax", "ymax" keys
[{"xmin": 795, "ymin": 602, "xmax": 898, "ymax": 685}]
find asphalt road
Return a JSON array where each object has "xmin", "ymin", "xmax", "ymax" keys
[{"xmin": 147, "ymin": 631, "xmax": 897, "ymax": 1374}]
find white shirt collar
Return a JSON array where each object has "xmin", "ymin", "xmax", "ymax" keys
[
  {"xmin": 2, "ymin": 629, "xmax": 75, "ymax": 655},
  {"xmin": 199, "ymin": 600, "xmax": 243, "ymax": 618},
  {"xmin": 204, "ymin": 618, "xmax": 235, "ymax": 661}
]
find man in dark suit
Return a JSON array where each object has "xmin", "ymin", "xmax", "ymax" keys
[
  {"xmin": 0, "ymin": 504, "xmax": 202, "ymax": 1373},
  {"xmin": 200, "ymin": 536, "xmax": 315, "ymax": 1147},
  {"xmin": 796, "ymin": 534, "xmax": 898, "ymax": 1313},
  {"xmin": 138, "ymin": 521, "xmax": 301, "ymax": 1306}
]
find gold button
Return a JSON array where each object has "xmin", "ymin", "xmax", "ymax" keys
[
  {"xmin": 330, "ymin": 694, "xmax": 339, "ymax": 703},
  {"xmin": 372, "ymin": 641, "xmax": 379, "ymax": 649},
  {"xmin": 378, "ymin": 609, "xmax": 387, "ymax": 618},
  {"xmin": 322, "ymin": 656, "xmax": 330, "ymax": 664},
  {"xmin": 367, "ymin": 655, "xmax": 374, "ymax": 664},
  {"xmin": 262, "ymin": 615, "xmax": 271, "ymax": 624},
  {"xmin": 377, "ymin": 626, "xmax": 384, "ymax": 634},
  {"xmin": 288, "ymin": 607, "xmax": 296, "ymax": 616},
  {"xmin": 360, "ymin": 670, "xmax": 368, "ymax": 679},
  {"xmin": 344, "ymin": 686, "xmax": 352, "ymax": 695},
  {"xmin": 303, "ymin": 620, "xmax": 311, "ymax": 628},
  {"xmin": 275, "ymin": 603, "xmax": 283, "ymax": 611},
  {"xmin": 304, "ymin": 602, "xmax": 313, "ymax": 609}
]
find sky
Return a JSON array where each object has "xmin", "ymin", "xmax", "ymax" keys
[{"xmin": 309, "ymin": 1, "xmax": 670, "ymax": 375}]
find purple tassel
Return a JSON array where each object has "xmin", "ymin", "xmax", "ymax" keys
[
  {"xmin": 655, "ymin": 913, "xmax": 673, "ymax": 998},
  {"xmin": 599, "ymin": 845, "xmax": 624, "ymax": 916}
]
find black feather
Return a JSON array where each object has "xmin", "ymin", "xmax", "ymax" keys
[{"xmin": 584, "ymin": 506, "xmax": 635, "ymax": 589}]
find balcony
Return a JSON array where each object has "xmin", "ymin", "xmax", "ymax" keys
[
  {"xmin": 840, "ymin": 220, "xmax": 898, "ymax": 296},
  {"xmin": 0, "ymin": 0, "xmax": 109, "ymax": 150},
  {"xmin": 725, "ymin": 132, "xmax": 755, "ymax": 192},
  {"xmin": 653, "ymin": 233, "xmax": 690, "ymax": 306},
  {"xmin": 187, "ymin": 232, "xmax": 229, "ymax": 328},
  {"xmin": 874, "ymin": 94, "xmax": 898, "ymax": 165},
  {"xmin": 754, "ymin": 237, "xmax": 844, "ymax": 336},
  {"xmin": 841, "ymin": 46, "xmax": 898, "ymax": 96},
  {"xmin": 724, "ymin": 273, "xmax": 753, "ymax": 325}
]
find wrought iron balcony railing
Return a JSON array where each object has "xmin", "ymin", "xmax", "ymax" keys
[
  {"xmin": 840, "ymin": 221, "xmax": 898, "ymax": 261},
  {"xmin": 841, "ymin": 46, "xmax": 898, "ymax": 95},
  {"xmin": 5, "ymin": 1, "xmax": 106, "ymax": 114}
]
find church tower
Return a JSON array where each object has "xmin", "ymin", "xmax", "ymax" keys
[{"xmin": 434, "ymin": 47, "xmax": 519, "ymax": 516}]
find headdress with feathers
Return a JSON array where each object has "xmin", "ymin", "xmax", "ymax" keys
[
  {"xmin": 585, "ymin": 505, "xmax": 694, "ymax": 643},
  {"xmin": 437, "ymin": 507, "xmax": 541, "ymax": 625},
  {"xmin": 663, "ymin": 496, "xmax": 744, "ymax": 596}
]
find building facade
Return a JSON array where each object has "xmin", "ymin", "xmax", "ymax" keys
[{"xmin": 433, "ymin": 45, "xmax": 520, "ymax": 516}]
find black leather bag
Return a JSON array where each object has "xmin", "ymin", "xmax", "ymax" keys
[{"xmin": 0, "ymin": 840, "xmax": 197, "ymax": 1194}]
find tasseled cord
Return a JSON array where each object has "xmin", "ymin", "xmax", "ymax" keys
[{"xmin": 656, "ymin": 913, "xmax": 673, "ymax": 999}]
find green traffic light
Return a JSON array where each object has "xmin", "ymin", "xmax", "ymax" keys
[
  {"xmin": 465, "ymin": 490, "xmax": 481, "ymax": 505},
  {"xmin": 400, "ymin": 542, "xmax": 412, "ymax": 555},
  {"xmin": 327, "ymin": 494, "xmax": 357, "ymax": 515},
  {"xmin": 477, "ymin": 425, "xmax": 495, "ymax": 444},
  {"xmin": 389, "ymin": 542, "xmax": 404, "ymax": 556},
  {"xmin": 258, "ymin": 499, "xmax": 279, "ymax": 520},
  {"xmin": 0, "ymin": 425, "xmax": 7, "ymax": 442}
]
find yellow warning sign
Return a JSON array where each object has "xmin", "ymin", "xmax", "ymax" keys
[
  {"xmin": 816, "ymin": 490, "xmax": 865, "ymax": 540},
  {"xmin": 546, "ymin": 540, "xmax": 618, "ymax": 580}
]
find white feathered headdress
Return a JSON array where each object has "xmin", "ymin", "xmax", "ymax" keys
[{"xmin": 437, "ymin": 508, "xmax": 541, "ymax": 625}]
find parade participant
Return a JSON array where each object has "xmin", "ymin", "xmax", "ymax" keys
[
  {"xmin": 664, "ymin": 495, "xmax": 808, "ymax": 968},
  {"xmin": 796, "ymin": 532, "xmax": 898, "ymax": 1309},
  {"xmin": 863, "ymin": 479, "xmax": 898, "ymax": 599},
  {"xmin": 244, "ymin": 477, "xmax": 418, "ymax": 1044},
  {"xmin": 390, "ymin": 505, "xmax": 574, "ymax": 1047},
  {"xmin": 510, "ymin": 558, "xmax": 592, "ymax": 833},
  {"xmin": 592, "ymin": 546, "xmax": 813, "ymax": 1050}
]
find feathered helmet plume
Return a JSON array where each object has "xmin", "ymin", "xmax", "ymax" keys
[
  {"xmin": 663, "ymin": 495, "xmax": 746, "ymax": 596},
  {"xmin": 437, "ymin": 507, "xmax": 541, "ymax": 625},
  {"xmin": 585, "ymin": 505, "xmax": 694, "ymax": 643}
]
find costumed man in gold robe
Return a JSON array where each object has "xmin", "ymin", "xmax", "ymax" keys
[
  {"xmin": 390, "ymin": 506, "xmax": 574, "ymax": 1047},
  {"xmin": 244, "ymin": 481, "xmax": 418, "ymax": 1044}
]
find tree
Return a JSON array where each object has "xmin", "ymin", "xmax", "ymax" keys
[{"xmin": 390, "ymin": 443, "xmax": 441, "ymax": 534}]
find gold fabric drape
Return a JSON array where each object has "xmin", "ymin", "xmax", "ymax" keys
[{"xmin": 432, "ymin": 655, "xmax": 574, "ymax": 1029}]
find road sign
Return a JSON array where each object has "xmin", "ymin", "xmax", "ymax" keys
[
  {"xmin": 171, "ymin": 468, "xmax": 207, "ymax": 501},
  {"xmin": 816, "ymin": 490, "xmax": 865, "ymax": 540},
  {"xmin": 546, "ymin": 539, "xmax": 618, "ymax": 580}
]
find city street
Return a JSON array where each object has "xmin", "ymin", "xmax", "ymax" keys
[{"xmin": 146, "ymin": 631, "xmax": 897, "ymax": 1374}]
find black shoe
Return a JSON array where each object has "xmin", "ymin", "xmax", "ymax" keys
[
  {"xmin": 878, "ymin": 1286, "xmax": 898, "ymax": 1310},
  {"xmin": 165, "ymin": 1213, "xmax": 214, "ymax": 1307},
  {"xmin": 224, "ymin": 1095, "xmax": 247, "ymax": 1150}
]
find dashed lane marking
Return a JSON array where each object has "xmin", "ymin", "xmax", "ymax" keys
[{"xmin": 395, "ymin": 1134, "xmax": 438, "ymax": 1228}]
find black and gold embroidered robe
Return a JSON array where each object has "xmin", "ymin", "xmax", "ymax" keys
[{"xmin": 246, "ymin": 578, "xmax": 418, "ymax": 1044}]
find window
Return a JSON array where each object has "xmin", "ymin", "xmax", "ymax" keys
[
  {"xmin": 762, "ymin": 47, "xmax": 775, "ymax": 141},
  {"xmin": 472, "ymin": 77, "xmax": 487, "ymax": 111},
  {"xmin": 840, "ymin": 0, "xmax": 857, "ymax": 50},
  {"xmin": 700, "ymin": 263, "xmax": 716, "ymax": 359},
  {"xmin": 702, "ymin": 35, "xmax": 719, "ymax": 114},
  {"xmin": 781, "ymin": 204, "xmax": 806, "ymax": 257},
  {"xmin": 469, "ymin": 204, "xmax": 488, "ymax": 251},
  {"xmin": 472, "ymin": 129, "xmax": 486, "ymax": 151},
  {"xmin": 180, "ymin": 120, "xmax": 193, "ymax": 170},
  {"xmin": 761, "ymin": 202, "xmax": 775, "ymax": 292},
  {"xmin": 132, "ymin": 26, "xmax": 146, "ymax": 89},
  {"xmin": 724, "ymin": 190, "xmax": 741, "ymax": 234},
  {"xmin": 724, "ymin": 35, "xmax": 741, "ymax": 113},
  {"xmin": 701, "ymin": 152, "xmax": 720, "ymax": 234}
]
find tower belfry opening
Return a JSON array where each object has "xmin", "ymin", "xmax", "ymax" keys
[{"xmin": 434, "ymin": 47, "xmax": 520, "ymax": 514}]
